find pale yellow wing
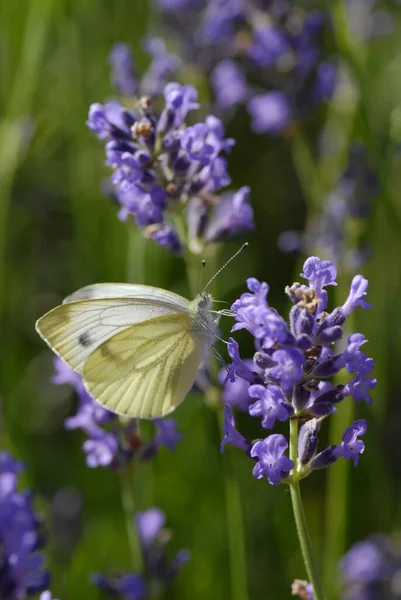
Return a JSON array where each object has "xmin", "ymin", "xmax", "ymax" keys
[
  {"xmin": 35, "ymin": 298, "xmax": 189, "ymax": 373},
  {"xmin": 82, "ymin": 313, "xmax": 203, "ymax": 418}
]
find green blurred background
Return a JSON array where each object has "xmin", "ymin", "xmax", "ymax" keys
[{"xmin": 1, "ymin": 0, "xmax": 401, "ymax": 598}]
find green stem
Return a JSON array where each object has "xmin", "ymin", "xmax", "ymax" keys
[
  {"xmin": 119, "ymin": 473, "xmax": 144, "ymax": 572},
  {"xmin": 289, "ymin": 419, "xmax": 327, "ymax": 600}
]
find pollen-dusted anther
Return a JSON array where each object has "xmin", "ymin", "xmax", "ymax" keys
[
  {"xmin": 291, "ymin": 579, "xmax": 314, "ymax": 599},
  {"xmin": 286, "ymin": 282, "xmax": 320, "ymax": 313},
  {"xmin": 131, "ymin": 119, "xmax": 153, "ymax": 137}
]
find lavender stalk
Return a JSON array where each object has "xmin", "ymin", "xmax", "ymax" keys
[{"xmin": 289, "ymin": 419, "xmax": 326, "ymax": 600}]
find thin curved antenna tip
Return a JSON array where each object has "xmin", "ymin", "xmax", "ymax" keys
[
  {"xmin": 198, "ymin": 258, "xmax": 207, "ymax": 293},
  {"xmin": 203, "ymin": 242, "xmax": 249, "ymax": 291}
]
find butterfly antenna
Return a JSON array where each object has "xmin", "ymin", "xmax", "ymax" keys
[
  {"xmin": 198, "ymin": 259, "xmax": 206, "ymax": 293},
  {"xmin": 203, "ymin": 242, "xmax": 248, "ymax": 292}
]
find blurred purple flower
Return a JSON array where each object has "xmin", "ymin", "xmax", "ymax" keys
[
  {"xmin": 211, "ymin": 60, "xmax": 248, "ymax": 109},
  {"xmin": 0, "ymin": 452, "xmax": 49, "ymax": 598},
  {"xmin": 52, "ymin": 360, "xmax": 183, "ymax": 470},
  {"xmin": 136, "ymin": 508, "xmax": 165, "ymax": 546},
  {"xmin": 248, "ymin": 92, "xmax": 291, "ymax": 135},
  {"xmin": 109, "ymin": 43, "xmax": 137, "ymax": 96},
  {"xmin": 92, "ymin": 507, "xmax": 189, "ymax": 595}
]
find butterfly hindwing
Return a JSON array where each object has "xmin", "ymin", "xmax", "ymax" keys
[
  {"xmin": 83, "ymin": 313, "xmax": 203, "ymax": 418},
  {"xmin": 35, "ymin": 298, "xmax": 189, "ymax": 373}
]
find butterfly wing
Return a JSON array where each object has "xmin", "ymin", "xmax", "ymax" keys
[
  {"xmin": 35, "ymin": 297, "xmax": 189, "ymax": 373},
  {"xmin": 63, "ymin": 283, "xmax": 190, "ymax": 311},
  {"xmin": 82, "ymin": 313, "xmax": 203, "ymax": 418}
]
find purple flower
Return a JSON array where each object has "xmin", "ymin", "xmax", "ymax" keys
[
  {"xmin": 231, "ymin": 278, "xmax": 270, "ymax": 336},
  {"xmin": 251, "ymin": 434, "xmax": 294, "ymax": 485},
  {"xmin": 52, "ymin": 357, "xmax": 81, "ymax": 388},
  {"xmin": 83, "ymin": 432, "xmax": 118, "ymax": 468},
  {"xmin": 226, "ymin": 338, "xmax": 260, "ymax": 385},
  {"xmin": 136, "ymin": 508, "xmax": 165, "ymax": 546},
  {"xmin": 93, "ymin": 507, "xmax": 189, "ymax": 594},
  {"xmin": 180, "ymin": 123, "xmax": 215, "ymax": 164},
  {"xmin": 92, "ymin": 573, "xmax": 147, "ymax": 600},
  {"xmin": 87, "ymin": 101, "xmax": 133, "ymax": 140},
  {"xmin": 248, "ymin": 384, "xmax": 293, "ymax": 428},
  {"xmin": 340, "ymin": 538, "xmax": 385, "ymax": 585},
  {"xmin": 342, "ymin": 374, "xmax": 376, "ymax": 404},
  {"xmin": 248, "ymin": 92, "xmax": 291, "ymax": 135},
  {"xmin": 141, "ymin": 38, "xmax": 181, "ymax": 96},
  {"xmin": 109, "ymin": 43, "xmax": 137, "ymax": 96},
  {"xmin": 333, "ymin": 419, "xmax": 367, "ymax": 466},
  {"xmin": 268, "ymin": 348, "xmax": 305, "ymax": 392},
  {"xmin": 205, "ymin": 186, "xmax": 254, "ymax": 243},
  {"xmin": 300, "ymin": 256, "xmax": 337, "ymax": 292},
  {"xmin": 314, "ymin": 61, "xmax": 337, "ymax": 102},
  {"xmin": 221, "ymin": 404, "xmax": 251, "ymax": 453},
  {"xmin": 218, "ymin": 358, "xmax": 254, "ymax": 411},
  {"xmin": 248, "ymin": 26, "xmax": 289, "ymax": 68},
  {"xmin": 341, "ymin": 333, "xmax": 374, "ymax": 375},
  {"xmin": 153, "ymin": 419, "xmax": 183, "ymax": 451},
  {"xmin": 341, "ymin": 275, "xmax": 372, "ymax": 316},
  {"xmin": 211, "ymin": 60, "xmax": 248, "ymax": 109},
  {"xmin": 164, "ymin": 82, "xmax": 200, "ymax": 128},
  {"xmin": 146, "ymin": 223, "xmax": 183, "ymax": 255},
  {"xmin": 0, "ymin": 452, "xmax": 49, "ymax": 598}
]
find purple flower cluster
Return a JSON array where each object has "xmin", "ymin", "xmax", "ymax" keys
[
  {"xmin": 0, "ymin": 452, "xmax": 49, "ymax": 598},
  {"xmin": 340, "ymin": 534, "xmax": 401, "ymax": 599},
  {"xmin": 53, "ymin": 358, "xmax": 183, "ymax": 469},
  {"xmin": 92, "ymin": 507, "xmax": 190, "ymax": 598},
  {"xmin": 87, "ymin": 45, "xmax": 254, "ymax": 255},
  {"xmin": 154, "ymin": 0, "xmax": 337, "ymax": 135},
  {"xmin": 221, "ymin": 256, "xmax": 376, "ymax": 485}
]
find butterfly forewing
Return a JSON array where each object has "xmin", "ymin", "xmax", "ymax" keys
[
  {"xmin": 63, "ymin": 283, "xmax": 190, "ymax": 311},
  {"xmin": 35, "ymin": 296, "xmax": 190, "ymax": 373},
  {"xmin": 83, "ymin": 314, "xmax": 203, "ymax": 418}
]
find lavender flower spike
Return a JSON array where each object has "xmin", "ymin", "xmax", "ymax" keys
[{"xmin": 224, "ymin": 255, "xmax": 374, "ymax": 482}]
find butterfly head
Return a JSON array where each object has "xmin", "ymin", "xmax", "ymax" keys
[{"xmin": 188, "ymin": 291, "xmax": 217, "ymax": 341}]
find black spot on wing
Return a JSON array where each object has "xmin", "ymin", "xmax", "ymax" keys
[{"xmin": 78, "ymin": 332, "xmax": 92, "ymax": 347}]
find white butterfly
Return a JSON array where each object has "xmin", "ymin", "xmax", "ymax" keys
[{"xmin": 35, "ymin": 283, "xmax": 220, "ymax": 419}]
